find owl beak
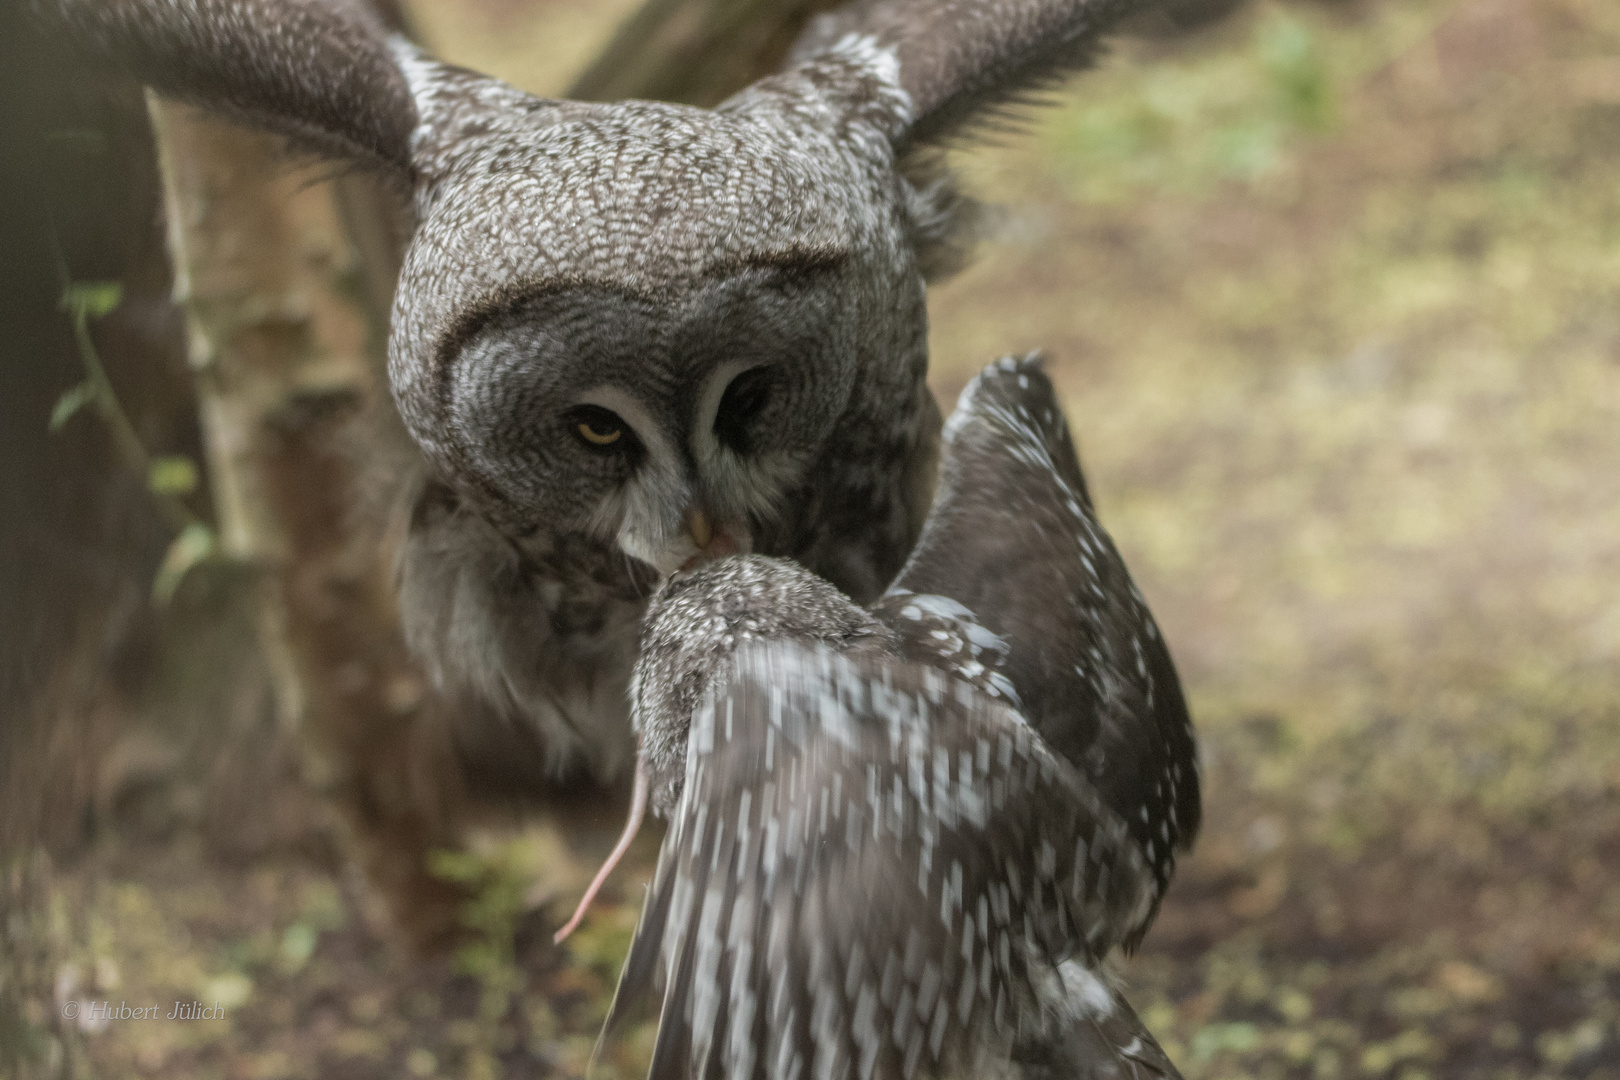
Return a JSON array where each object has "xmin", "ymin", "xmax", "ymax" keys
[
  {"xmin": 621, "ymin": 508, "xmax": 747, "ymax": 578},
  {"xmin": 686, "ymin": 507, "xmax": 713, "ymax": 550},
  {"xmin": 679, "ymin": 507, "xmax": 744, "ymax": 572}
]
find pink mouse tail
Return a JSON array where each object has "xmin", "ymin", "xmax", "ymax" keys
[{"xmin": 553, "ymin": 760, "xmax": 650, "ymax": 944}]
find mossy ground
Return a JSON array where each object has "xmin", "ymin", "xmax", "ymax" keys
[{"xmin": 7, "ymin": 0, "xmax": 1620, "ymax": 1077}]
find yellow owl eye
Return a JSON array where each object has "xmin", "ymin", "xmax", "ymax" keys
[
  {"xmin": 570, "ymin": 405, "xmax": 630, "ymax": 451},
  {"xmin": 577, "ymin": 421, "xmax": 621, "ymax": 445}
]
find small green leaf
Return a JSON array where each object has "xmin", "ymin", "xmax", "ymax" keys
[
  {"xmin": 279, "ymin": 923, "xmax": 318, "ymax": 972},
  {"xmin": 152, "ymin": 522, "xmax": 216, "ymax": 605},
  {"xmin": 426, "ymin": 849, "xmax": 485, "ymax": 885},
  {"xmin": 60, "ymin": 281, "xmax": 123, "ymax": 320},
  {"xmin": 1192, "ymin": 1021, "xmax": 1262, "ymax": 1063},
  {"xmin": 49, "ymin": 380, "xmax": 100, "ymax": 432},
  {"xmin": 148, "ymin": 455, "xmax": 200, "ymax": 497},
  {"xmin": 1261, "ymin": 14, "xmax": 1334, "ymax": 133}
]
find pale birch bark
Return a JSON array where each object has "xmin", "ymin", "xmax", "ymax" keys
[{"xmin": 148, "ymin": 100, "xmax": 464, "ymax": 951}]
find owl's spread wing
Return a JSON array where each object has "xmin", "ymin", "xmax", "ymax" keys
[
  {"xmin": 885, "ymin": 356, "xmax": 1200, "ymax": 933},
  {"xmin": 604, "ymin": 641, "xmax": 1159, "ymax": 1079},
  {"xmin": 30, "ymin": 0, "xmax": 420, "ymax": 175},
  {"xmin": 790, "ymin": 0, "xmax": 1145, "ymax": 150}
]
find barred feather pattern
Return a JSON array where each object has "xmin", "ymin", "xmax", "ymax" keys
[
  {"xmin": 32, "ymin": 0, "xmax": 418, "ymax": 172},
  {"xmin": 895, "ymin": 356, "xmax": 1200, "ymax": 912},
  {"xmin": 791, "ymin": 0, "xmax": 1146, "ymax": 151},
  {"xmin": 619, "ymin": 644, "xmax": 1172, "ymax": 1079},
  {"xmin": 608, "ymin": 357, "xmax": 1195, "ymax": 1078}
]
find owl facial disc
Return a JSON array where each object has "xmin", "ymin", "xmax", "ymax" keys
[{"xmin": 434, "ymin": 258, "xmax": 851, "ymax": 580}]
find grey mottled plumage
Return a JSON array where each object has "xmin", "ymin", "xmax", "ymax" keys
[
  {"xmin": 606, "ymin": 356, "xmax": 1197, "ymax": 1078},
  {"xmin": 31, "ymin": 0, "xmax": 1161, "ymax": 782}
]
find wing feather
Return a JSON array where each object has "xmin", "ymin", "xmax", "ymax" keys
[
  {"xmin": 791, "ymin": 0, "xmax": 1149, "ymax": 151},
  {"xmin": 31, "ymin": 0, "xmax": 419, "ymax": 174},
  {"xmin": 610, "ymin": 641, "xmax": 1158, "ymax": 1079},
  {"xmin": 885, "ymin": 356, "xmax": 1200, "ymax": 925}
]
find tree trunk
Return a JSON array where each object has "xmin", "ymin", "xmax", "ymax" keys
[
  {"xmin": 147, "ymin": 101, "xmax": 465, "ymax": 951},
  {"xmin": 569, "ymin": 0, "xmax": 840, "ymax": 106}
]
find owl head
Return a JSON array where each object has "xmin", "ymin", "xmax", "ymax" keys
[{"xmin": 383, "ymin": 46, "xmax": 949, "ymax": 573}]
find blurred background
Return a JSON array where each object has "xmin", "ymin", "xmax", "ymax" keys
[{"xmin": 2, "ymin": 0, "xmax": 1619, "ymax": 1077}]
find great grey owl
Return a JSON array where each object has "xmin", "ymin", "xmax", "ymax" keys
[
  {"xmin": 578, "ymin": 356, "xmax": 1198, "ymax": 1078},
  {"xmin": 34, "ymin": 0, "xmax": 1161, "ymax": 787}
]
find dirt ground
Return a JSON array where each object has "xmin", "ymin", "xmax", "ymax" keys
[{"xmin": 6, "ymin": 0, "xmax": 1620, "ymax": 1077}]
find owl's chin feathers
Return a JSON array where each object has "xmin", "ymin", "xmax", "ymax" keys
[{"xmin": 616, "ymin": 512, "xmax": 752, "ymax": 579}]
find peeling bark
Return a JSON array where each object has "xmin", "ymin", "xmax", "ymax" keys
[{"xmin": 148, "ymin": 102, "xmax": 464, "ymax": 951}]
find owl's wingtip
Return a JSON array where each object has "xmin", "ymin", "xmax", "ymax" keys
[
  {"xmin": 946, "ymin": 350, "xmax": 1069, "ymax": 452},
  {"xmin": 995, "ymin": 349, "xmax": 1049, "ymax": 373}
]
